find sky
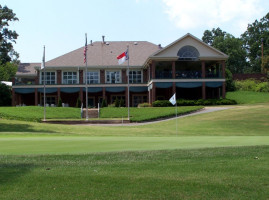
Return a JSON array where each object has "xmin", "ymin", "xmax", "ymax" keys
[{"xmin": 2, "ymin": 0, "xmax": 269, "ymax": 63}]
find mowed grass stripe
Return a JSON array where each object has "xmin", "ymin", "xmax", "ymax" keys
[
  {"xmin": 0, "ymin": 136, "xmax": 269, "ymax": 155},
  {"xmin": 0, "ymin": 146, "xmax": 268, "ymax": 199}
]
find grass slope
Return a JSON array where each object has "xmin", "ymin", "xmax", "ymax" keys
[
  {"xmin": 0, "ymin": 106, "xmax": 202, "ymax": 122},
  {"xmin": 100, "ymin": 106, "xmax": 203, "ymax": 122},
  {"xmin": 1, "ymin": 104, "xmax": 269, "ymax": 136},
  {"xmin": 227, "ymin": 91, "xmax": 269, "ymax": 104},
  {"xmin": 0, "ymin": 106, "xmax": 81, "ymax": 122},
  {"xmin": 0, "ymin": 146, "xmax": 268, "ymax": 199}
]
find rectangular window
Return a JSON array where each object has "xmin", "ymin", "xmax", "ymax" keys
[
  {"xmin": 133, "ymin": 95, "xmax": 147, "ymax": 107},
  {"xmin": 63, "ymin": 72, "xmax": 77, "ymax": 84},
  {"xmin": 129, "ymin": 70, "xmax": 142, "ymax": 83},
  {"xmin": 106, "ymin": 71, "xmax": 121, "ymax": 83},
  {"xmin": 87, "ymin": 71, "xmax": 99, "ymax": 84},
  {"xmin": 41, "ymin": 72, "xmax": 56, "ymax": 85}
]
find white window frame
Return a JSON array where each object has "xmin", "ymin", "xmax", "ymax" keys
[
  {"xmin": 86, "ymin": 71, "xmax": 100, "ymax": 84},
  {"xmin": 40, "ymin": 71, "xmax": 56, "ymax": 85},
  {"xmin": 105, "ymin": 70, "xmax": 121, "ymax": 84},
  {"xmin": 129, "ymin": 70, "xmax": 142, "ymax": 83},
  {"xmin": 62, "ymin": 71, "xmax": 78, "ymax": 84}
]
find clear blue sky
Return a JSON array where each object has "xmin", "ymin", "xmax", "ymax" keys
[{"xmin": 2, "ymin": 0, "xmax": 269, "ymax": 63}]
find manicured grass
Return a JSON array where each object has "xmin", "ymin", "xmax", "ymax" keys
[
  {"xmin": 0, "ymin": 146, "xmax": 268, "ymax": 199},
  {"xmin": 100, "ymin": 106, "xmax": 203, "ymax": 122},
  {"xmin": 227, "ymin": 91, "xmax": 269, "ymax": 104},
  {"xmin": 1, "ymin": 104, "xmax": 269, "ymax": 136},
  {"xmin": 0, "ymin": 106, "xmax": 203, "ymax": 122},
  {"xmin": 0, "ymin": 106, "xmax": 81, "ymax": 122},
  {"xmin": 0, "ymin": 136, "xmax": 268, "ymax": 155}
]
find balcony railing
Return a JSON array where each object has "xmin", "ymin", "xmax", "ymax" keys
[{"xmin": 176, "ymin": 71, "xmax": 202, "ymax": 79}]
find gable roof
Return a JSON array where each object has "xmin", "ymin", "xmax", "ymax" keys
[
  {"xmin": 150, "ymin": 33, "xmax": 228, "ymax": 61},
  {"xmin": 45, "ymin": 41, "xmax": 160, "ymax": 67}
]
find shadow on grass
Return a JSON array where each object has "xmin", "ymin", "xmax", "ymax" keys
[
  {"xmin": 0, "ymin": 162, "xmax": 34, "ymax": 186},
  {"xmin": 0, "ymin": 121, "xmax": 57, "ymax": 133}
]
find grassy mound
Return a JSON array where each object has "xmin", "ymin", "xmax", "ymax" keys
[
  {"xmin": 227, "ymin": 91, "xmax": 269, "ymax": 104},
  {"xmin": 0, "ymin": 106, "xmax": 81, "ymax": 122},
  {"xmin": 100, "ymin": 106, "xmax": 203, "ymax": 122}
]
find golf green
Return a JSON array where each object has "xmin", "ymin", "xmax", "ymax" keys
[{"xmin": 0, "ymin": 136, "xmax": 268, "ymax": 155}]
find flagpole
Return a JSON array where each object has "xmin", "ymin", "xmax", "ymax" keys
[
  {"xmin": 127, "ymin": 45, "xmax": 130, "ymax": 120},
  {"xmin": 175, "ymin": 93, "xmax": 177, "ymax": 136},
  {"xmin": 43, "ymin": 45, "xmax": 46, "ymax": 122},
  {"xmin": 85, "ymin": 33, "xmax": 88, "ymax": 121}
]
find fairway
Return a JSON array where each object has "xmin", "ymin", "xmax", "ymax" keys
[{"xmin": 0, "ymin": 136, "xmax": 269, "ymax": 155}]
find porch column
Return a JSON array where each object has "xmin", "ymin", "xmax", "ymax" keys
[
  {"xmin": 100, "ymin": 70, "xmax": 105, "ymax": 84},
  {"xmin": 202, "ymin": 61, "xmax": 206, "ymax": 78},
  {"xmin": 79, "ymin": 70, "xmax": 84, "ymax": 84},
  {"xmin": 57, "ymin": 70, "xmax": 62, "ymax": 84},
  {"xmin": 222, "ymin": 82, "xmax": 226, "ymax": 99},
  {"xmin": 172, "ymin": 61, "xmax": 176, "ymax": 79},
  {"xmin": 35, "ymin": 88, "xmax": 38, "ymax": 106},
  {"xmin": 202, "ymin": 82, "xmax": 206, "ymax": 100},
  {"xmin": 172, "ymin": 82, "xmax": 176, "ymax": 94},
  {"xmin": 12, "ymin": 89, "xmax": 16, "ymax": 106},
  {"xmin": 80, "ymin": 88, "xmax": 83, "ymax": 103},
  {"xmin": 152, "ymin": 61, "xmax": 156, "ymax": 79},
  {"xmin": 57, "ymin": 88, "xmax": 61, "ymax": 103},
  {"xmin": 102, "ymin": 87, "xmax": 106, "ymax": 100},
  {"xmin": 125, "ymin": 87, "xmax": 129, "ymax": 107},
  {"xmin": 221, "ymin": 61, "xmax": 226, "ymax": 78},
  {"xmin": 152, "ymin": 83, "xmax": 156, "ymax": 103}
]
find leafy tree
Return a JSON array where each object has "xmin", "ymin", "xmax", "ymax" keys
[
  {"xmin": 57, "ymin": 97, "xmax": 62, "ymax": 107},
  {"xmin": 202, "ymin": 28, "xmax": 247, "ymax": 74},
  {"xmin": 115, "ymin": 97, "xmax": 120, "ymax": 107},
  {"xmin": 119, "ymin": 98, "xmax": 125, "ymax": 107},
  {"xmin": 101, "ymin": 99, "xmax": 107, "ymax": 107},
  {"xmin": 0, "ymin": 5, "xmax": 19, "ymax": 64},
  {"xmin": 76, "ymin": 97, "xmax": 81, "ymax": 108},
  {"xmin": 0, "ymin": 83, "xmax": 11, "ymax": 106},
  {"xmin": 241, "ymin": 12, "xmax": 269, "ymax": 73},
  {"xmin": 0, "ymin": 62, "xmax": 17, "ymax": 81},
  {"xmin": 225, "ymin": 68, "xmax": 235, "ymax": 91}
]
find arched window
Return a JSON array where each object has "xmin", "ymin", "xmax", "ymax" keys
[{"xmin": 177, "ymin": 46, "xmax": 200, "ymax": 60}]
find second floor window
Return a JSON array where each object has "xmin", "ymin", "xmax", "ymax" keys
[
  {"xmin": 87, "ymin": 71, "xmax": 99, "ymax": 84},
  {"xmin": 63, "ymin": 72, "xmax": 77, "ymax": 84},
  {"xmin": 41, "ymin": 72, "xmax": 56, "ymax": 84},
  {"xmin": 106, "ymin": 71, "xmax": 121, "ymax": 83},
  {"xmin": 129, "ymin": 70, "xmax": 142, "ymax": 83}
]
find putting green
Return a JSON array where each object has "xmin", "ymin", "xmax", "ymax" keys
[{"xmin": 0, "ymin": 136, "xmax": 268, "ymax": 155}]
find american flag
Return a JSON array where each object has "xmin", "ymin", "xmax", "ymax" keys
[{"xmin": 84, "ymin": 34, "xmax": 87, "ymax": 63}]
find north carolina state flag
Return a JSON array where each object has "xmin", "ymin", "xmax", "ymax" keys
[{"xmin": 117, "ymin": 50, "xmax": 129, "ymax": 65}]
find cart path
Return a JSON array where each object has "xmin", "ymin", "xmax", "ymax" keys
[{"xmin": 79, "ymin": 106, "xmax": 234, "ymax": 127}]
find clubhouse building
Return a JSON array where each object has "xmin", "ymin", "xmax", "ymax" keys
[{"xmin": 12, "ymin": 33, "xmax": 228, "ymax": 107}]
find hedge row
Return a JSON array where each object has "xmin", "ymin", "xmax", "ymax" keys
[
  {"xmin": 152, "ymin": 99, "xmax": 237, "ymax": 107},
  {"xmin": 235, "ymin": 79, "xmax": 269, "ymax": 92}
]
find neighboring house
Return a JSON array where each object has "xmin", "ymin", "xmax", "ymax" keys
[{"xmin": 12, "ymin": 33, "xmax": 228, "ymax": 107}]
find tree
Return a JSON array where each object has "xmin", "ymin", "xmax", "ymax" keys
[
  {"xmin": 0, "ymin": 5, "xmax": 19, "ymax": 64},
  {"xmin": 202, "ymin": 28, "xmax": 247, "ymax": 74},
  {"xmin": 0, "ymin": 62, "xmax": 17, "ymax": 81},
  {"xmin": 241, "ymin": 12, "xmax": 269, "ymax": 73},
  {"xmin": 0, "ymin": 83, "xmax": 11, "ymax": 106}
]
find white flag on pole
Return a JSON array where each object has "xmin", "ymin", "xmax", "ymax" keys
[
  {"xmin": 41, "ymin": 47, "xmax": 45, "ymax": 69},
  {"xmin": 169, "ymin": 93, "xmax": 176, "ymax": 105}
]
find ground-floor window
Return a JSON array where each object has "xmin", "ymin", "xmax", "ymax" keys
[
  {"xmin": 133, "ymin": 95, "xmax": 147, "ymax": 107},
  {"xmin": 88, "ymin": 97, "xmax": 95, "ymax": 108}
]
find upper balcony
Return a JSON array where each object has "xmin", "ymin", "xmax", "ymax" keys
[{"xmin": 152, "ymin": 60, "xmax": 224, "ymax": 80}]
